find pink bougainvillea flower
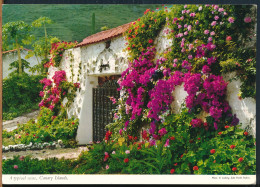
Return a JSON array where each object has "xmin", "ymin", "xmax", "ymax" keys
[
  {"xmin": 164, "ymin": 139, "xmax": 170, "ymax": 147},
  {"xmin": 125, "ymin": 150, "xmax": 130, "ymax": 154},
  {"xmin": 218, "ymin": 8, "xmax": 224, "ymax": 12},
  {"xmin": 244, "ymin": 17, "xmax": 252, "ymax": 23},
  {"xmin": 204, "ymin": 30, "xmax": 209, "ymax": 34},
  {"xmin": 214, "ymin": 16, "xmax": 219, "ymax": 20},
  {"xmin": 119, "ymin": 129, "xmax": 123, "ymax": 135},
  {"xmin": 14, "ymin": 165, "xmax": 18, "ymax": 169},
  {"xmin": 106, "ymin": 165, "xmax": 109, "ymax": 170},
  {"xmin": 158, "ymin": 128, "xmax": 168, "ymax": 136},
  {"xmin": 114, "ymin": 113, "xmax": 119, "ymax": 119},
  {"xmin": 190, "ymin": 12, "xmax": 196, "ymax": 17},
  {"xmin": 228, "ymin": 17, "xmax": 235, "ymax": 23},
  {"xmin": 39, "ymin": 91, "xmax": 44, "ymax": 97},
  {"xmin": 226, "ymin": 36, "xmax": 232, "ymax": 41},
  {"xmin": 211, "ymin": 21, "xmax": 217, "ymax": 26},
  {"xmin": 210, "ymin": 31, "xmax": 215, "ymax": 36},
  {"xmin": 49, "ymin": 105, "xmax": 54, "ymax": 111}
]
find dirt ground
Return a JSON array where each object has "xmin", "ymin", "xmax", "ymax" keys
[{"xmin": 2, "ymin": 146, "xmax": 89, "ymax": 160}]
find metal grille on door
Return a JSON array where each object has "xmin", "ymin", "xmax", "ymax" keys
[{"xmin": 93, "ymin": 80, "xmax": 120, "ymax": 142}]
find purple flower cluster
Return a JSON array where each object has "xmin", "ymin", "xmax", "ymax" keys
[
  {"xmin": 147, "ymin": 71, "xmax": 183, "ymax": 121},
  {"xmin": 118, "ymin": 47, "xmax": 158, "ymax": 121},
  {"xmin": 184, "ymin": 73, "xmax": 238, "ymax": 129},
  {"xmin": 38, "ymin": 70, "xmax": 76, "ymax": 112},
  {"xmin": 52, "ymin": 70, "xmax": 66, "ymax": 87}
]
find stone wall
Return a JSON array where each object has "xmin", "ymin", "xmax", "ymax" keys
[
  {"xmin": 3, "ymin": 50, "xmax": 41, "ymax": 78},
  {"xmin": 48, "ymin": 27, "xmax": 256, "ymax": 144}
]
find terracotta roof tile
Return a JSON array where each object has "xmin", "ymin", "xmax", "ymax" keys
[
  {"xmin": 76, "ymin": 22, "xmax": 131, "ymax": 47},
  {"xmin": 2, "ymin": 48, "xmax": 31, "ymax": 54}
]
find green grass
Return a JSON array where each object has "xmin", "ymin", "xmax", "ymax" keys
[{"xmin": 3, "ymin": 4, "xmax": 160, "ymax": 48}]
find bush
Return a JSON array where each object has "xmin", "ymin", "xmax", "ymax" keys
[
  {"xmin": 3, "ymin": 107, "xmax": 79, "ymax": 147},
  {"xmin": 2, "ymin": 155, "xmax": 76, "ymax": 174},
  {"xmin": 3, "ymin": 73, "xmax": 45, "ymax": 120}
]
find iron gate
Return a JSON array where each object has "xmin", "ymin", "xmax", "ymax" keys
[{"xmin": 93, "ymin": 80, "xmax": 120, "ymax": 142}]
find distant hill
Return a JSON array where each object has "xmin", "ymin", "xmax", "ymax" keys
[{"xmin": 2, "ymin": 4, "xmax": 160, "ymax": 48}]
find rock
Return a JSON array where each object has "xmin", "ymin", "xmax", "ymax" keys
[{"xmin": 58, "ymin": 139, "xmax": 63, "ymax": 145}]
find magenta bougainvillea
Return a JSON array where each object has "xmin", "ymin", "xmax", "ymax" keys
[
  {"xmin": 39, "ymin": 70, "xmax": 79, "ymax": 115},
  {"xmin": 108, "ymin": 4, "xmax": 256, "ymax": 143}
]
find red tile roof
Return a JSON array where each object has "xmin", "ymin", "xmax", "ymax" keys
[
  {"xmin": 2, "ymin": 48, "xmax": 31, "ymax": 54},
  {"xmin": 76, "ymin": 22, "xmax": 131, "ymax": 47}
]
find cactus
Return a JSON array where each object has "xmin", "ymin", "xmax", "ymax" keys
[{"xmin": 91, "ymin": 13, "xmax": 96, "ymax": 34}]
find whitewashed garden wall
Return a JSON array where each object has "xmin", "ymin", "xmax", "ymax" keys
[
  {"xmin": 3, "ymin": 50, "xmax": 41, "ymax": 78},
  {"xmin": 48, "ymin": 27, "xmax": 256, "ymax": 144}
]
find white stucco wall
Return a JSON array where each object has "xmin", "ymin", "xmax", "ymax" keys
[
  {"xmin": 48, "ymin": 26, "xmax": 256, "ymax": 144},
  {"xmin": 3, "ymin": 50, "xmax": 41, "ymax": 78}
]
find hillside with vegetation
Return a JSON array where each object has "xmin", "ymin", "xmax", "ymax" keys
[{"xmin": 3, "ymin": 4, "xmax": 159, "ymax": 49}]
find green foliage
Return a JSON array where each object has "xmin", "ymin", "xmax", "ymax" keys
[
  {"xmin": 2, "ymin": 21, "xmax": 33, "ymax": 49},
  {"xmin": 124, "ymin": 8, "xmax": 166, "ymax": 60},
  {"xmin": 32, "ymin": 17, "xmax": 53, "ymax": 28},
  {"xmin": 48, "ymin": 41, "xmax": 77, "ymax": 67},
  {"xmin": 5, "ymin": 107, "xmax": 79, "ymax": 146},
  {"xmin": 220, "ymin": 59, "xmax": 239, "ymax": 73},
  {"xmin": 2, "ymin": 108, "xmax": 255, "ymax": 174},
  {"xmin": 2, "ymin": 156, "xmax": 76, "ymax": 174},
  {"xmin": 2, "ymin": 73, "xmax": 45, "ymax": 120},
  {"xmin": 101, "ymin": 26, "xmax": 109, "ymax": 31},
  {"xmin": 3, "ymin": 4, "xmax": 159, "ymax": 48},
  {"xmin": 9, "ymin": 59, "xmax": 31, "ymax": 74}
]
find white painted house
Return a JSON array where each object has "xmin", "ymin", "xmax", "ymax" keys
[
  {"xmin": 48, "ymin": 23, "xmax": 256, "ymax": 144},
  {"xmin": 2, "ymin": 48, "xmax": 41, "ymax": 78}
]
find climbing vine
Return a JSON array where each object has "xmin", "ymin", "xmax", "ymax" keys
[
  {"xmin": 45, "ymin": 41, "xmax": 78, "ymax": 68},
  {"xmin": 108, "ymin": 4, "xmax": 256, "ymax": 140}
]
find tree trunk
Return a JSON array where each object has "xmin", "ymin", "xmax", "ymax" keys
[
  {"xmin": 44, "ymin": 23, "xmax": 48, "ymax": 60},
  {"xmin": 16, "ymin": 42, "xmax": 22, "ymax": 75}
]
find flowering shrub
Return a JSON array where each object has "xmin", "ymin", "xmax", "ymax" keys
[
  {"xmin": 3, "ymin": 107, "xmax": 255, "ymax": 174},
  {"xmin": 2, "ymin": 155, "xmax": 76, "ymax": 174},
  {"xmin": 3, "ymin": 107, "xmax": 79, "ymax": 146},
  {"xmin": 5, "ymin": 4, "xmax": 255, "ymax": 175},
  {"xmin": 124, "ymin": 8, "xmax": 166, "ymax": 60},
  {"xmin": 105, "ymin": 4, "xmax": 255, "ymax": 175},
  {"xmin": 45, "ymin": 41, "xmax": 77, "ymax": 68},
  {"xmin": 39, "ymin": 70, "xmax": 79, "ymax": 116},
  {"xmin": 109, "ymin": 4, "xmax": 255, "ymax": 143}
]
